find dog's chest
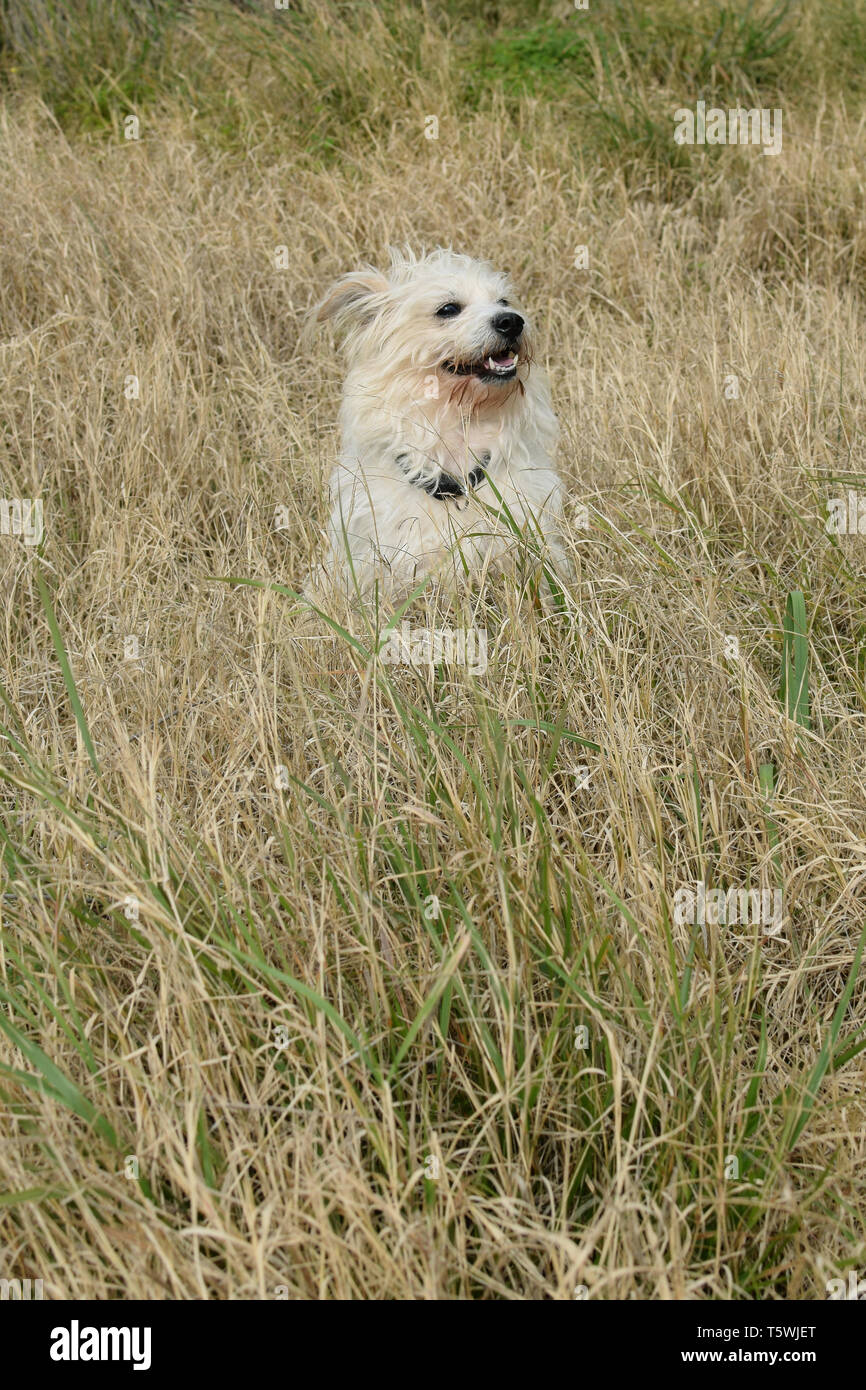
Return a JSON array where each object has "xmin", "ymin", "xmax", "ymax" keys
[{"xmin": 437, "ymin": 420, "xmax": 501, "ymax": 471}]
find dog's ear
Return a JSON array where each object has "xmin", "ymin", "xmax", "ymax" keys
[{"xmin": 309, "ymin": 266, "xmax": 390, "ymax": 336}]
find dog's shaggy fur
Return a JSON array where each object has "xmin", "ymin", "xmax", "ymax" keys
[{"xmin": 309, "ymin": 247, "xmax": 566, "ymax": 595}]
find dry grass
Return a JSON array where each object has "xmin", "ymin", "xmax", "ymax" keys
[{"xmin": 0, "ymin": 0, "xmax": 865, "ymax": 1299}]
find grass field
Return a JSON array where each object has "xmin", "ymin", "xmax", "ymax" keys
[{"xmin": 1, "ymin": 0, "xmax": 865, "ymax": 1300}]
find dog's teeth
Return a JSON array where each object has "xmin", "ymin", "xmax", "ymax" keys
[{"xmin": 484, "ymin": 353, "xmax": 518, "ymax": 375}]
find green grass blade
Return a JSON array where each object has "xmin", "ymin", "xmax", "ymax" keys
[
  {"xmin": 34, "ymin": 566, "xmax": 100, "ymax": 774},
  {"xmin": 779, "ymin": 589, "xmax": 811, "ymax": 731},
  {"xmin": 0, "ymin": 1015, "xmax": 117, "ymax": 1147}
]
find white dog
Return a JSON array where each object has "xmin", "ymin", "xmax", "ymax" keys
[{"xmin": 310, "ymin": 246, "xmax": 566, "ymax": 595}]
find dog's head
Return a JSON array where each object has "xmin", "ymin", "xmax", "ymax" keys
[{"xmin": 311, "ymin": 246, "xmax": 533, "ymax": 409}]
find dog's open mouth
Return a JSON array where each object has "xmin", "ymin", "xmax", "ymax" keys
[{"xmin": 443, "ymin": 349, "xmax": 519, "ymax": 381}]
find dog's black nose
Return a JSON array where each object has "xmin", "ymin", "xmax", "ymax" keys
[{"xmin": 491, "ymin": 311, "xmax": 524, "ymax": 340}]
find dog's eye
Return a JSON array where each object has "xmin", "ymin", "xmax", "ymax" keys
[
  {"xmin": 498, "ymin": 298, "xmax": 509, "ymax": 306},
  {"xmin": 436, "ymin": 302, "xmax": 462, "ymax": 318}
]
